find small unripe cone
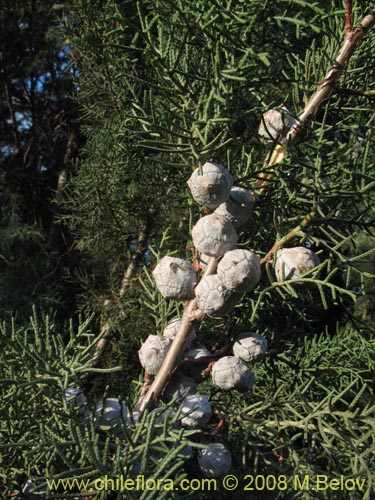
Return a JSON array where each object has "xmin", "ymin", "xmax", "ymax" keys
[
  {"xmin": 22, "ymin": 479, "xmax": 35, "ymax": 495},
  {"xmin": 138, "ymin": 334, "xmax": 172, "ymax": 375},
  {"xmin": 161, "ymin": 372, "xmax": 196, "ymax": 403},
  {"xmin": 180, "ymin": 394, "xmax": 212, "ymax": 428},
  {"xmin": 195, "ymin": 274, "xmax": 240, "ymax": 316},
  {"xmin": 184, "ymin": 344, "xmax": 211, "ymax": 359},
  {"xmin": 214, "ymin": 186, "xmax": 255, "ymax": 227},
  {"xmin": 258, "ymin": 107, "xmax": 297, "ymax": 142},
  {"xmin": 150, "ymin": 407, "xmax": 178, "ymax": 425},
  {"xmin": 94, "ymin": 398, "xmax": 129, "ymax": 429},
  {"xmin": 65, "ymin": 386, "xmax": 87, "ymax": 409},
  {"xmin": 187, "ymin": 162, "xmax": 233, "ymax": 209}
]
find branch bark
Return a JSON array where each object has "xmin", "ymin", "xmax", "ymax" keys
[
  {"xmin": 287, "ymin": 5, "xmax": 375, "ymax": 143},
  {"xmin": 345, "ymin": 0, "xmax": 353, "ymax": 37}
]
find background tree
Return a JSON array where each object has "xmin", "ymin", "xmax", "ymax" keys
[
  {"xmin": 0, "ymin": 0, "xmax": 81, "ymax": 318},
  {"xmin": 1, "ymin": 1, "xmax": 375, "ymax": 499}
]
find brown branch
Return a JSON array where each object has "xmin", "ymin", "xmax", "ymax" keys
[
  {"xmin": 289, "ymin": 5, "xmax": 375, "ymax": 135},
  {"xmin": 89, "ymin": 300, "xmax": 113, "ymax": 369},
  {"xmin": 90, "ymin": 218, "xmax": 152, "ymax": 369},
  {"xmin": 345, "ymin": 0, "xmax": 353, "ymax": 37},
  {"xmin": 253, "ymin": 144, "xmax": 286, "ymax": 192},
  {"xmin": 200, "ymin": 361, "xmax": 216, "ymax": 380},
  {"xmin": 3, "ymin": 79, "xmax": 21, "ymax": 151},
  {"xmin": 136, "ymin": 371, "xmax": 154, "ymax": 403},
  {"xmin": 118, "ymin": 221, "xmax": 151, "ymax": 298},
  {"xmin": 255, "ymin": 6, "xmax": 375, "ymax": 254},
  {"xmin": 211, "ymin": 410, "xmax": 230, "ymax": 435},
  {"xmin": 254, "ymin": 5, "xmax": 375, "ymax": 190},
  {"xmin": 0, "ymin": 254, "xmax": 10, "ymax": 265}
]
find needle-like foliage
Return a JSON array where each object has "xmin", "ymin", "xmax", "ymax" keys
[{"xmin": 1, "ymin": 1, "xmax": 375, "ymax": 499}]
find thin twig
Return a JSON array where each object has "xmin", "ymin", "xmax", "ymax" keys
[
  {"xmin": 0, "ymin": 254, "xmax": 10, "ymax": 265},
  {"xmin": 32, "ymin": 242, "xmax": 76, "ymax": 296},
  {"xmin": 289, "ymin": 5, "xmax": 375, "ymax": 135},
  {"xmin": 90, "ymin": 218, "xmax": 152, "ymax": 369},
  {"xmin": 260, "ymin": 210, "xmax": 316, "ymax": 265},
  {"xmin": 136, "ymin": 371, "xmax": 154, "ymax": 402},
  {"xmin": 254, "ymin": 144, "xmax": 286, "ymax": 193},
  {"xmin": 256, "ymin": 6, "xmax": 375, "ymax": 258}
]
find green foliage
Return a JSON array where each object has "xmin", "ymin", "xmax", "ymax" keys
[
  {"xmin": 0, "ymin": 311, "xmax": 200, "ymax": 499},
  {"xmin": 1, "ymin": 315, "xmax": 374, "ymax": 499},
  {"xmin": 1, "ymin": 0, "xmax": 375, "ymax": 499},
  {"xmin": 0, "ymin": 0, "xmax": 82, "ymax": 320},
  {"xmin": 59, "ymin": 1, "xmax": 375, "ymax": 496},
  {"xmin": 63, "ymin": 0, "xmax": 375, "ymax": 310},
  {"xmin": 0, "ymin": 205, "xmax": 68, "ymax": 317},
  {"xmin": 209, "ymin": 324, "xmax": 375, "ymax": 500}
]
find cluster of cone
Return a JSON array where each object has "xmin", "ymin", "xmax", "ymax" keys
[
  {"xmin": 139, "ymin": 109, "xmax": 321, "ymax": 477},
  {"xmin": 136, "ymin": 162, "xmax": 266, "ymax": 476},
  {"xmin": 60, "ymin": 110, "xmax": 321, "ymax": 481}
]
